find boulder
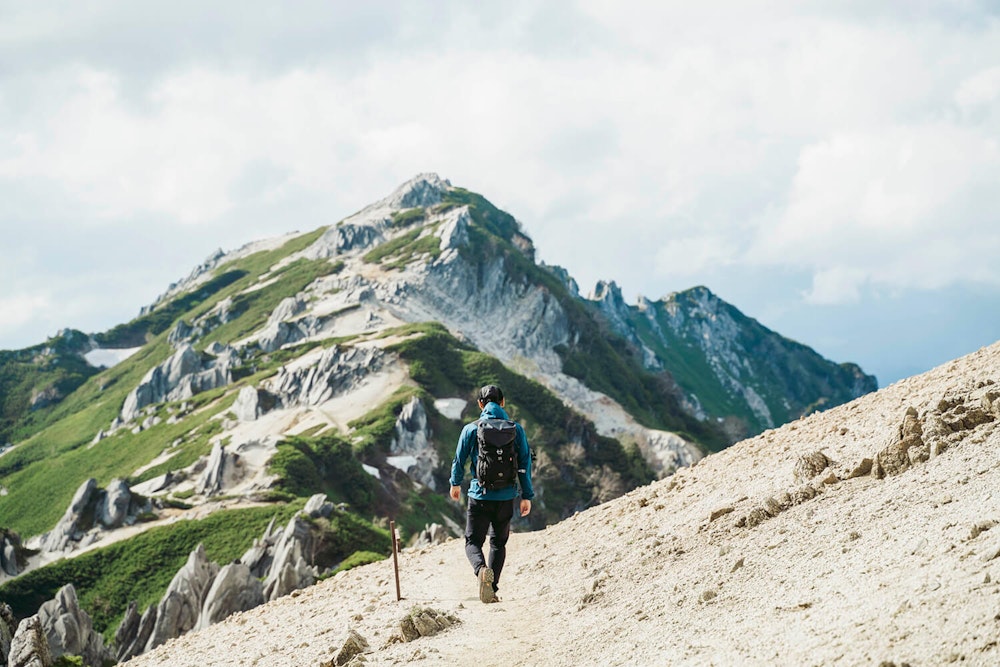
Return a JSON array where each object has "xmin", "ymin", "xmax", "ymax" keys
[
  {"xmin": 36, "ymin": 584, "xmax": 111, "ymax": 667},
  {"xmin": 8, "ymin": 616, "xmax": 51, "ymax": 667},
  {"xmin": 234, "ymin": 386, "xmax": 263, "ymax": 422},
  {"xmin": 196, "ymin": 562, "xmax": 264, "ymax": 629},
  {"xmin": 96, "ymin": 478, "xmax": 131, "ymax": 528},
  {"xmin": 38, "ymin": 479, "xmax": 97, "ymax": 553},
  {"xmin": 793, "ymin": 451, "xmax": 831, "ymax": 483},
  {"xmin": 333, "ymin": 629, "xmax": 369, "ymax": 666},
  {"xmin": 144, "ymin": 544, "xmax": 220, "ymax": 652}
]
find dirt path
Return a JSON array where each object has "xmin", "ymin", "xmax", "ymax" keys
[{"xmin": 129, "ymin": 340, "xmax": 1000, "ymax": 666}]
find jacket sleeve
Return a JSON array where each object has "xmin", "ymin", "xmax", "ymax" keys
[
  {"xmin": 516, "ymin": 424, "xmax": 535, "ymax": 500},
  {"xmin": 450, "ymin": 424, "xmax": 474, "ymax": 487}
]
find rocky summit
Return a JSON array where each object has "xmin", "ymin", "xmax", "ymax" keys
[{"xmin": 0, "ymin": 174, "xmax": 879, "ymax": 666}]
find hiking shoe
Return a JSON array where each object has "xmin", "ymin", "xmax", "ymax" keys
[{"xmin": 478, "ymin": 567, "xmax": 495, "ymax": 603}]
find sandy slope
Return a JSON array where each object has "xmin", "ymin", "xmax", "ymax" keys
[{"xmin": 127, "ymin": 341, "xmax": 1000, "ymax": 666}]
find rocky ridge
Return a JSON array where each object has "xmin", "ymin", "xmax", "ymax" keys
[
  {"xmin": 116, "ymin": 339, "xmax": 1000, "ymax": 666},
  {"xmin": 3, "ymin": 494, "xmax": 367, "ymax": 666},
  {"xmin": 590, "ymin": 281, "xmax": 877, "ymax": 439}
]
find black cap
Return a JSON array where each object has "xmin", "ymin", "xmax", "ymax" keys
[{"xmin": 478, "ymin": 384, "xmax": 504, "ymax": 404}]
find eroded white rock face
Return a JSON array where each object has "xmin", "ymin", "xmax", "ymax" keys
[
  {"xmin": 144, "ymin": 544, "xmax": 220, "ymax": 653},
  {"xmin": 389, "ymin": 397, "xmax": 439, "ymax": 490},
  {"xmin": 196, "ymin": 562, "xmax": 264, "ymax": 630},
  {"xmin": 120, "ymin": 344, "xmax": 239, "ymax": 424},
  {"xmin": 37, "ymin": 584, "xmax": 111, "ymax": 667}
]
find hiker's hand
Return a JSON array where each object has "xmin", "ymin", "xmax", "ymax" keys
[
  {"xmin": 520, "ymin": 499, "xmax": 531, "ymax": 517},
  {"xmin": 450, "ymin": 485, "xmax": 461, "ymax": 501}
]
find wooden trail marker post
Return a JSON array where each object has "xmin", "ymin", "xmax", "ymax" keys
[{"xmin": 390, "ymin": 520, "xmax": 401, "ymax": 601}]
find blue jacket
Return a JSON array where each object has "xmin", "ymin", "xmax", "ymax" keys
[{"xmin": 450, "ymin": 402, "xmax": 535, "ymax": 501}]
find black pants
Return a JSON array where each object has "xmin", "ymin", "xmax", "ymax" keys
[{"xmin": 464, "ymin": 497, "xmax": 514, "ymax": 591}]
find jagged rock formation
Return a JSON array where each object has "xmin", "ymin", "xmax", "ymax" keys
[
  {"xmin": 112, "ymin": 495, "xmax": 334, "ymax": 662},
  {"xmin": 120, "ymin": 343, "xmax": 240, "ymax": 424},
  {"xmin": 7, "ymin": 615, "xmax": 51, "ymax": 667},
  {"xmin": 260, "ymin": 515, "xmax": 317, "ymax": 601},
  {"xmin": 144, "ymin": 544, "xmax": 220, "ymax": 652},
  {"xmin": 35, "ymin": 585, "xmax": 111, "ymax": 667},
  {"xmin": 264, "ymin": 345, "xmax": 385, "ymax": 409},
  {"xmin": 588, "ymin": 281, "xmax": 877, "ymax": 440},
  {"xmin": 36, "ymin": 478, "xmax": 146, "ymax": 554},
  {"xmin": 37, "ymin": 479, "xmax": 97, "ymax": 553},
  {"xmin": 112, "ymin": 601, "xmax": 145, "ymax": 663},
  {"xmin": 195, "ymin": 562, "xmax": 264, "ymax": 630},
  {"xmin": 387, "ymin": 397, "xmax": 439, "ymax": 490}
]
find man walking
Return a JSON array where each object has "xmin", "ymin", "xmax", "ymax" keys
[{"xmin": 450, "ymin": 384, "xmax": 534, "ymax": 603}]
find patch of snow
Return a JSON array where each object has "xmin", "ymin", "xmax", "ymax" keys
[
  {"xmin": 84, "ymin": 346, "xmax": 142, "ymax": 369},
  {"xmin": 362, "ymin": 464, "xmax": 380, "ymax": 479},
  {"xmin": 386, "ymin": 455, "xmax": 417, "ymax": 472},
  {"xmin": 434, "ymin": 398, "xmax": 467, "ymax": 421}
]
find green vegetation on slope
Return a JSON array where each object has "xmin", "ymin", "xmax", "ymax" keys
[
  {"xmin": 0, "ymin": 227, "xmax": 338, "ymax": 537},
  {"xmin": 95, "ymin": 270, "xmax": 247, "ymax": 348},
  {"xmin": 0, "ymin": 331, "xmax": 101, "ymax": 445},
  {"xmin": 0, "ymin": 502, "xmax": 305, "ymax": 638},
  {"xmin": 385, "ymin": 322, "xmax": 656, "ymax": 522},
  {"xmin": 269, "ymin": 433, "xmax": 379, "ymax": 513}
]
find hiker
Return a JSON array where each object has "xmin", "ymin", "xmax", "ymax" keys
[{"xmin": 450, "ymin": 384, "xmax": 534, "ymax": 603}]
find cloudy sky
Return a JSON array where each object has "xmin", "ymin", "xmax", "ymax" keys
[{"xmin": 1, "ymin": 1, "xmax": 998, "ymax": 386}]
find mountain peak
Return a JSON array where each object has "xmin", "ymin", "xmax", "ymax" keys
[{"xmin": 384, "ymin": 173, "xmax": 451, "ymax": 210}]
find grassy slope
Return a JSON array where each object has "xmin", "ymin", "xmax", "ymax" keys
[{"xmin": 0, "ymin": 227, "xmax": 332, "ymax": 537}]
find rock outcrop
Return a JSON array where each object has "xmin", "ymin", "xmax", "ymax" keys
[
  {"xmin": 37, "ymin": 479, "xmax": 98, "ymax": 553},
  {"xmin": 36, "ymin": 584, "xmax": 111, "ymax": 667},
  {"xmin": 261, "ymin": 515, "xmax": 316, "ymax": 601},
  {"xmin": 265, "ymin": 345, "xmax": 384, "ymax": 408},
  {"xmin": 8, "ymin": 615, "xmax": 51, "ymax": 667},
  {"xmin": 1, "ymin": 530, "xmax": 23, "ymax": 578},
  {"xmin": 120, "ymin": 343, "xmax": 240, "ymax": 423},
  {"xmin": 113, "ymin": 498, "xmax": 334, "ymax": 662},
  {"xmin": 387, "ymin": 397, "xmax": 439, "ymax": 490},
  {"xmin": 143, "ymin": 544, "xmax": 220, "ymax": 652},
  {"xmin": 36, "ymin": 478, "xmax": 146, "ymax": 555},
  {"xmin": 196, "ymin": 562, "xmax": 264, "ymax": 630}
]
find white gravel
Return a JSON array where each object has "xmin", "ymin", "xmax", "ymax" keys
[{"xmin": 128, "ymin": 340, "xmax": 1000, "ymax": 667}]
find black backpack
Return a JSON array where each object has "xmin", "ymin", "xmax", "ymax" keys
[{"xmin": 475, "ymin": 418, "xmax": 519, "ymax": 490}]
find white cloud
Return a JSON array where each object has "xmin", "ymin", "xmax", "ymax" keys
[
  {"xmin": 803, "ymin": 267, "xmax": 868, "ymax": 305},
  {"xmin": 1, "ymin": 1, "xmax": 1000, "ymax": 363},
  {"xmin": 654, "ymin": 235, "xmax": 738, "ymax": 280},
  {"xmin": 0, "ymin": 293, "xmax": 51, "ymax": 334}
]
